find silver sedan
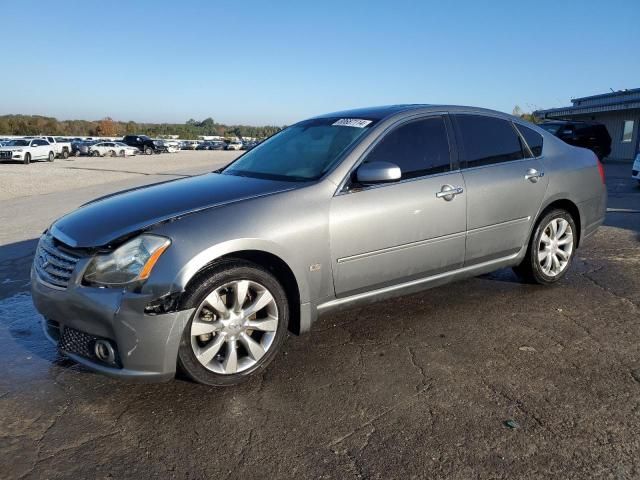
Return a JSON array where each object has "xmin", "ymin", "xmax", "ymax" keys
[{"xmin": 31, "ymin": 105, "xmax": 607, "ymax": 385}]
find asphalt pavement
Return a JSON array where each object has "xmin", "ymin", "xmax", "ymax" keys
[{"xmin": 0, "ymin": 161, "xmax": 638, "ymax": 480}]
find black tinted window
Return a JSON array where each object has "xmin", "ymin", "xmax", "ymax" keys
[
  {"xmin": 514, "ymin": 123, "xmax": 544, "ymax": 157},
  {"xmin": 456, "ymin": 115, "xmax": 525, "ymax": 167},
  {"xmin": 364, "ymin": 117, "xmax": 450, "ymax": 179}
]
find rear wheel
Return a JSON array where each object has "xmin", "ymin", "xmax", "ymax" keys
[
  {"xmin": 108, "ymin": 150, "xmax": 116, "ymax": 157},
  {"xmin": 74, "ymin": 150, "xmax": 81, "ymax": 157},
  {"xmin": 23, "ymin": 153, "xmax": 31, "ymax": 165},
  {"xmin": 514, "ymin": 209, "xmax": 577, "ymax": 285},
  {"xmin": 177, "ymin": 260, "xmax": 289, "ymax": 386},
  {"xmin": 144, "ymin": 147, "xmax": 153, "ymax": 155},
  {"xmin": 62, "ymin": 149, "xmax": 69, "ymax": 159},
  {"xmin": 91, "ymin": 150, "xmax": 100, "ymax": 157}
]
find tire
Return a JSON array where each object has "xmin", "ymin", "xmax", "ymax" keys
[
  {"xmin": 513, "ymin": 209, "xmax": 577, "ymax": 285},
  {"xmin": 177, "ymin": 260, "xmax": 289, "ymax": 386},
  {"xmin": 119, "ymin": 149, "xmax": 126, "ymax": 157},
  {"xmin": 47, "ymin": 151, "xmax": 54, "ymax": 162},
  {"xmin": 108, "ymin": 150, "xmax": 116, "ymax": 157},
  {"xmin": 62, "ymin": 149, "xmax": 69, "ymax": 159},
  {"xmin": 91, "ymin": 150, "xmax": 100, "ymax": 157},
  {"xmin": 144, "ymin": 147, "xmax": 153, "ymax": 155},
  {"xmin": 23, "ymin": 153, "xmax": 31, "ymax": 165},
  {"xmin": 74, "ymin": 150, "xmax": 81, "ymax": 157}
]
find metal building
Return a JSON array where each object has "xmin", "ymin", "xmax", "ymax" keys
[{"xmin": 535, "ymin": 88, "xmax": 640, "ymax": 162}]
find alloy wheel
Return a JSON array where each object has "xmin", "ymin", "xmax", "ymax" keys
[
  {"xmin": 538, "ymin": 218, "xmax": 573, "ymax": 277},
  {"xmin": 190, "ymin": 279, "xmax": 279, "ymax": 375}
]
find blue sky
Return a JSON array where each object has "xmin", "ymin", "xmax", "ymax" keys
[{"xmin": 2, "ymin": 0, "xmax": 639, "ymax": 125}]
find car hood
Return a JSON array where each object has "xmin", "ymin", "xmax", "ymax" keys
[
  {"xmin": 0, "ymin": 146, "xmax": 28, "ymax": 151},
  {"xmin": 51, "ymin": 173, "xmax": 296, "ymax": 248}
]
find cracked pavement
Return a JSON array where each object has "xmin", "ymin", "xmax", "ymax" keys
[{"xmin": 0, "ymin": 162, "xmax": 638, "ymax": 479}]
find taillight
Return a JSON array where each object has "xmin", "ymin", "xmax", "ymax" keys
[{"xmin": 596, "ymin": 154, "xmax": 606, "ymax": 184}]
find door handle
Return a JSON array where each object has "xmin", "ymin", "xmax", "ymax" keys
[
  {"xmin": 436, "ymin": 185, "xmax": 464, "ymax": 201},
  {"xmin": 525, "ymin": 168, "xmax": 544, "ymax": 183}
]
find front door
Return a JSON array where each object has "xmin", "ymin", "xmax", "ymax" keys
[
  {"xmin": 330, "ymin": 115, "xmax": 467, "ymax": 296},
  {"xmin": 33, "ymin": 139, "xmax": 49, "ymax": 159}
]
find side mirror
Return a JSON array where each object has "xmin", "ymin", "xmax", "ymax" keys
[{"xmin": 356, "ymin": 161, "xmax": 402, "ymax": 184}]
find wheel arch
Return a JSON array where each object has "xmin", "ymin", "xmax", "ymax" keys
[
  {"xmin": 534, "ymin": 198, "xmax": 582, "ymax": 247},
  {"xmin": 178, "ymin": 247, "xmax": 304, "ymax": 335}
]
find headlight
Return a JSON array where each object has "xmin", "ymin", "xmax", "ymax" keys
[{"xmin": 83, "ymin": 234, "xmax": 171, "ymax": 287}]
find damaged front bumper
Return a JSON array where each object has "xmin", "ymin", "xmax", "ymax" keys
[{"xmin": 31, "ymin": 268, "xmax": 193, "ymax": 382}]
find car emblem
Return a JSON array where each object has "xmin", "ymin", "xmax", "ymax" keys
[{"xmin": 41, "ymin": 253, "xmax": 49, "ymax": 269}]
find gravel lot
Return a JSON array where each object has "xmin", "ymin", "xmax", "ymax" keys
[
  {"xmin": 0, "ymin": 150, "xmax": 240, "ymax": 201},
  {"xmin": 0, "ymin": 160, "xmax": 638, "ymax": 479}
]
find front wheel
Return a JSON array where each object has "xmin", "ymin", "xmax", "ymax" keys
[
  {"xmin": 119, "ymin": 149, "xmax": 126, "ymax": 157},
  {"xmin": 177, "ymin": 260, "xmax": 289, "ymax": 386},
  {"xmin": 48, "ymin": 151, "xmax": 55, "ymax": 162},
  {"xmin": 91, "ymin": 150, "xmax": 100, "ymax": 157},
  {"xmin": 514, "ymin": 209, "xmax": 577, "ymax": 285},
  {"xmin": 23, "ymin": 153, "xmax": 31, "ymax": 165},
  {"xmin": 144, "ymin": 147, "xmax": 153, "ymax": 155}
]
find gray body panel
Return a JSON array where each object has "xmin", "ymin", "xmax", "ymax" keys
[{"xmin": 31, "ymin": 104, "xmax": 607, "ymax": 381}]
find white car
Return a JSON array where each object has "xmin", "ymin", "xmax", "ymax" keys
[
  {"xmin": 89, "ymin": 142, "xmax": 139, "ymax": 157},
  {"xmin": 226, "ymin": 141, "xmax": 243, "ymax": 150},
  {"xmin": 0, "ymin": 138, "xmax": 55, "ymax": 164},
  {"xmin": 633, "ymin": 153, "xmax": 640, "ymax": 185},
  {"xmin": 43, "ymin": 136, "xmax": 72, "ymax": 159},
  {"xmin": 162, "ymin": 140, "xmax": 180, "ymax": 153}
]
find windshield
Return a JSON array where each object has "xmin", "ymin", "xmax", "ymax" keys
[
  {"xmin": 7, "ymin": 140, "xmax": 29, "ymax": 146},
  {"xmin": 539, "ymin": 123, "xmax": 562, "ymax": 135},
  {"xmin": 222, "ymin": 117, "xmax": 375, "ymax": 181}
]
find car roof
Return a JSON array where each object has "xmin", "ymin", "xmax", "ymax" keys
[
  {"xmin": 311, "ymin": 104, "xmax": 520, "ymax": 122},
  {"xmin": 313, "ymin": 104, "xmax": 428, "ymax": 120}
]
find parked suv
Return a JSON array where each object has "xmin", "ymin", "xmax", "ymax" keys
[
  {"xmin": 122, "ymin": 135, "xmax": 159, "ymax": 155},
  {"xmin": 32, "ymin": 105, "xmax": 607, "ymax": 386},
  {"xmin": 539, "ymin": 120, "xmax": 611, "ymax": 160}
]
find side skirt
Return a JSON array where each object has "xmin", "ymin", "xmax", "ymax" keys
[{"xmin": 315, "ymin": 250, "xmax": 524, "ymax": 318}]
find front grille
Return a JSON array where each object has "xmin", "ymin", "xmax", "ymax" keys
[
  {"xmin": 0, "ymin": 151, "xmax": 12, "ymax": 159},
  {"xmin": 34, "ymin": 234, "xmax": 80, "ymax": 288},
  {"xmin": 59, "ymin": 326, "xmax": 98, "ymax": 359}
]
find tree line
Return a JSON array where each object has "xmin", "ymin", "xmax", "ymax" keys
[{"xmin": 0, "ymin": 115, "xmax": 284, "ymax": 139}]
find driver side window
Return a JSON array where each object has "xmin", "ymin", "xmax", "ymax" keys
[{"xmin": 364, "ymin": 116, "xmax": 451, "ymax": 180}]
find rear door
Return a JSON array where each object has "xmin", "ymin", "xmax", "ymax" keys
[
  {"xmin": 454, "ymin": 114, "xmax": 548, "ymax": 265},
  {"xmin": 330, "ymin": 115, "xmax": 467, "ymax": 296}
]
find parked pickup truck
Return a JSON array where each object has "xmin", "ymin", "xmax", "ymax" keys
[{"xmin": 25, "ymin": 136, "xmax": 72, "ymax": 159}]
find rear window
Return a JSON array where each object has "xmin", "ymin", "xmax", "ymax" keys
[
  {"xmin": 514, "ymin": 123, "xmax": 544, "ymax": 157},
  {"xmin": 456, "ymin": 115, "xmax": 525, "ymax": 168}
]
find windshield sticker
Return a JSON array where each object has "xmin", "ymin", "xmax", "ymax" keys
[{"xmin": 332, "ymin": 118, "xmax": 372, "ymax": 128}]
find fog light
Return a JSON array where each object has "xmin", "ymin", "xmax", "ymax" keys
[{"xmin": 94, "ymin": 339, "xmax": 116, "ymax": 365}]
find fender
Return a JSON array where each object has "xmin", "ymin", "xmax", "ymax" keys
[{"xmin": 173, "ymin": 237, "xmax": 311, "ymax": 304}]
